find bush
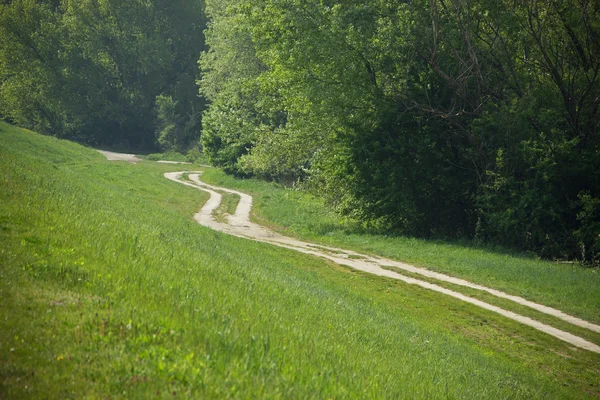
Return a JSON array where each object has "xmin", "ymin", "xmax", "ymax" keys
[
  {"xmin": 186, "ymin": 147, "xmax": 204, "ymax": 163},
  {"xmin": 146, "ymin": 153, "xmax": 162, "ymax": 161}
]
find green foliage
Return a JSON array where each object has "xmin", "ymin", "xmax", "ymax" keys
[
  {"xmin": 144, "ymin": 151, "xmax": 187, "ymax": 162},
  {"xmin": 198, "ymin": 0, "xmax": 271, "ymax": 175},
  {"xmin": 185, "ymin": 146, "xmax": 206, "ymax": 164},
  {"xmin": 154, "ymin": 94, "xmax": 201, "ymax": 152},
  {"xmin": 0, "ymin": 0, "xmax": 206, "ymax": 149},
  {"xmin": 199, "ymin": 0, "xmax": 600, "ymax": 262},
  {"xmin": 575, "ymin": 192, "xmax": 600, "ymax": 264},
  {"xmin": 155, "ymin": 95, "xmax": 178, "ymax": 151},
  {"xmin": 145, "ymin": 153, "xmax": 164, "ymax": 161}
]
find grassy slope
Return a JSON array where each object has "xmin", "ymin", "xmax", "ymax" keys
[
  {"xmin": 200, "ymin": 170, "xmax": 600, "ymax": 326},
  {"xmin": 1, "ymin": 122, "xmax": 599, "ymax": 398}
]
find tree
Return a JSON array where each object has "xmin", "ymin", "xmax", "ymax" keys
[{"xmin": 0, "ymin": 0, "xmax": 207, "ymax": 149}]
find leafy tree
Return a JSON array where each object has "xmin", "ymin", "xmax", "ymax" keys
[
  {"xmin": 0, "ymin": 0, "xmax": 207, "ymax": 149},
  {"xmin": 200, "ymin": 0, "xmax": 600, "ymax": 262}
]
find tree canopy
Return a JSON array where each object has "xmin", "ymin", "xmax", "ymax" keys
[
  {"xmin": 0, "ymin": 0, "xmax": 206, "ymax": 150},
  {"xmin": 199, "ymin": 0, "xmax": 600, "ymax": 263}
]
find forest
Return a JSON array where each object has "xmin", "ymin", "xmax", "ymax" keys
[
  {"xmin": 0, "ymin": 0, "xmax": 206, "ymax": 150},
  {"xmin": 1, "ymin": 0, "xmax": 599, "ymax": 263}
]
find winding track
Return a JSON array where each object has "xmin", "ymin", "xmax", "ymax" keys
[{"xmin": 163, "ymin": 170, "xmax": 600, "ymax": 354}]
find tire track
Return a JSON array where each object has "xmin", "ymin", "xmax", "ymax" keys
[{"xmin": 165, "ymin": 170, "xmax": 600, "ymax": 353}]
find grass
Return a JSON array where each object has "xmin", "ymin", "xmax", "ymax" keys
[
  {"xmin": 144, "ymin": 151, "xmax": 189, "ymax": 162},
  {"xmin": 380, "ymin": 265, "xmax": 600, "ymax": 347},
  {"xmin": 141, "ymin": 150, "xmax": 209, "ymax": 164},
  {"xmin": 199, "ymin": 169, "xmax": 600, "ymax": 326},
  {"xmin": 212, "ymin": 193, "xmax": 241, "ymax": 223},
  {"xmin": 1, "ymin": 122, "xmax": 599, "ymax": 398}
]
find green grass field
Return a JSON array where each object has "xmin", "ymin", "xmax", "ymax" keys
[
  {"xmin": 1, "ymin": 122, "xmax": 599, "ymax": 398},
  {"xmin": 200, "ymin": 170, "xmax": 600, "ymax": 326}
]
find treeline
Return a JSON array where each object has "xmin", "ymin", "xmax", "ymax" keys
[
  {"xmin": 0, "ymin": 0, "xmax": 206, "ymax": 151},
  {"xmin": 200, "ymin": 0, "xmax": 600, "ymax": 263},
  {"xmin": 2, "ymin": 0, "xmax": 598, "ymax": 263}
]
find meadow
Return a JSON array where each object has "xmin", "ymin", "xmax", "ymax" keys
[
  {"xmin": 1, "ymin": 122, "xmax": 599, "ymax": 398},
  {"xmin": 200, "ymin": 170, "xmax": 600, "ymax": 326}
]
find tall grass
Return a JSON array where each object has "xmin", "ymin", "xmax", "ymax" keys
[
  {"xmin": 1, "ymin": 122, "xmax": 598, "ymax": 398},
  {"xmin": 200, "ymin": 169, "xmax": 600, "ymax": 325}
]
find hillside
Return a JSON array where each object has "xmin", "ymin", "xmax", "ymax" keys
[{"xmin": 1, "ymin": 122, "xmax": 599, "ymax": 398}]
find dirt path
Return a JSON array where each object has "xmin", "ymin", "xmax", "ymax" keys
[
  {"xmin": 97, "ymin": 150, "xmax": 142, "ymax": 162},
  {"xmin": 165, "ymin": 171, "xmax": 600, "ymax": 354}
]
